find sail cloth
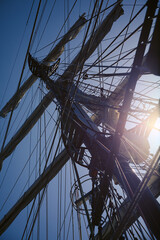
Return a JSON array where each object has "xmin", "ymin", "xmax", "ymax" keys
[
  {"xmin": 0, "ymin": 102, "xmax": 160, "ymax": 235},
  {"xmin": 0, "ymin": 2, "xmax": 124, "ymax": 167},
  {"xmin": 0, "ymin": 93, "xmax": 53, "ymax": 165},
  {"xmin": 60, "ymin": 2, "xmax": 124, "ymax": 81},
  {"xmin": 0, "ymin": 149, "xmax": 69, "ymax": 235},
  {"xmin": 0, "ymin": 15, "xmax": 87, "ymax": 118}
]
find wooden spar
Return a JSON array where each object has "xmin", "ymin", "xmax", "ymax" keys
[
  {"xmin": 59, "ymin": 2, "xmax": 124, "ymax": 81},
  {"xmin": 0, "ymin": 72, "xmax": 158, "ymax": 167},
  {"xmin": 90, "ymin": 54, "xmax": 148, "ymax": 127},
  {"xmin": 43, "ymin": 14, "xmax": 87, "ymax": 63},
  {"xmin": 94, "ymin": 151, "xmax": 160, "ymax": 240},
  {"xmin": 89, "ymin": 52, "xmax": 149, "ymax": 128},
  {"xmin": 0, "ymin": 104, "xmax": 160, "ymax": 235},
  {"xmin": 0, "ymin": 47, "xmax": 159, "ymax": 234},
  {"xmin": 95, "ymin": 172, "xmax": 160, "ymax": 240},
  {"xmin": 0, "ymin": 2, "xmax": 124, "ymax": 166},
  {"xmin": 111, "ymin": 149, "xmax": 160, "ymax": 240},
  {"xmin": 0, "ymin": 149, "xmax": 69, "ymax": 235},
  {"xmin": 0, "ymin": 77, "xmax": 158, "ymax": 167},
  {"xmin": 0, "ymin": 84, "xmax": 114, "ymax": 166},
  {"xmin": 0, "ymin": 93, "xmax": 52, "ymax": 168},
  {"xmin": 93, "ymin": 0, "xmax": 160, "ymax": 234},
  {"xmin": 0, "ymin": 15, "xmax": 87, "ymax": 118},
  {"xmin": 0, "ymin": 0, "xmax": 159, "ymax": 238},
  {"xmin": 0, "ymin": 99, "xmax": 101, "ymax": 235},
  {"xmin": 4, "ymin": 0, "xmax": 159, "ymax": 233}
]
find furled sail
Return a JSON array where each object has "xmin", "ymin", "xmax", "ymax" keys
[
  {"xmin": 0, "ymin": 14, "xmax": 87, "ymax": 118},
  {"xmin": 60, "ymin": 1, "xmax": 124, "ymax": 81},
  {"xmin": 1, "ymin": 99, "xmax": 159, "ymax": 235},
  {"xmin": 0, "ymin": 149, "xmax": 69, "ymax": 235},
  {"xmin": 0, "ymin": 93, "xmax": 52, "ymax": 166},
  {"xmin": 0, "ymin": 1, "xmax": 124, "ymax": 168}
]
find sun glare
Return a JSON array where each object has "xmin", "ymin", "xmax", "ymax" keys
[{"xmin": 148, "ymin": 118, "xmax": 160, "ymax": 154}]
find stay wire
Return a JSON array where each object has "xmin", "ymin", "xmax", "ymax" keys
[
  {"xmin": 26, "ymin": 187, "xmax": 47, "ymax": 240},
  {"xmin": 57, "ymin": 162, "xmax": 60, "ymax": 240},
  {"xmin": 63, "ymin": 2, "xmax": 67, "ymax": 239},
  {"xmin": 49, "ymin": 0, "xmax": 78, "ymax": 53},
  {"xmin": 0, "ymin": 0, "xmax": 35, "ymax": 110},
  {"xmin": 26, "ymin": 77, "xmax": 34, "ymax": 238},
  {"xmin": 21, "ymin": 198, "xmax": 37, "ymax": 240},
  {"xmin": 44, "ymin": 110, "xmax": 48, "ymax": 240},
  {"xmin": 36, "ymin": 0, "xmax": 57, "ymax": 52},
  {"xmin": 22, "ymin": 88, "xmax": 76, "ymax": 238},
  {"xmin": 25, "ymin": 131, "xmax": 65, "ymax": 239},
  {"xmin": 107, "ymin": 0, "xmax": 137, "ymax": 98},
  {"xmin": 7, "ymin": 86, "xmax": 39, "ymax": 143},
  {"xmin": 57, "ymin": 201, "xmax": 72, "ymax": 239},
  {"xmin": 66, "ymin": 210, "xmax": 73, "ymax": 240},
  {"xmin": 34, "ymin": 1, "xmax": 119, "ymax": 54},
  {"xmin": 31, "ymin": 0, "xmax": 48, "ymax": 54},
  {"xmin": 88, "ymin": 22, "xmax": 143, "ymax": 78},
  {"xmin": 37, "ymin": 81, "xmax": 43, "ymax": 240},
  {"xmin": 0, "ymin": 105, "xmax": 57, "ymax": 211},
  {"xmin": 84, "ymin": 2, "xmax": 146, "ymax": 74},
  {"xmin": 0, "ymin": 87, "xmax": 39, "ymax": 191},
  {"xmin": 83, "ymin": 45, "xmax": 137, "ymax": 82},
  {"xmin": 22, "ymin": 121, "xmax": 62, "ymax": 239},
  {"xmin": 18, "ymin": 6, "xmax": 100, "ymax": 230},
  {"xmin": 20, "ymin": 109, "xmax": 57, "ymax": 195},
  {"xmin": 1, "ymin": 0, "xmax": 42, "ymax": 159},
  {"xmin": 69, "ymin": 161, "xmax": 75, "ymax": 240}
]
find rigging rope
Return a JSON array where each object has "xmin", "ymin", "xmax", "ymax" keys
[
  {"xmin": 0, "ymin": 0, "xmax": 42, "ymax": 167},
  {"xmin": 36, "ymin": 0, "xmax": 57, "ymax": 53},
  {"xmin": 107, "ymin": 0, "xmax": 138, "ymax": 98},
  {"xmin": 1, "ymin": 1, "xmax": 160, "ymax": 239},
  {"xmin": 0, "ymin": 0, "xmax": 35, "ymax": 110},
  {"xmin": 0, "ymin": 106, "xmax": 57, "ymax": 211},
  {"xmin": 84, "ymin": 2, "xmax": 146, "ymax": 74},
  {"xmin": 34, "ymin": 1, "xmax": 119, "ymax": 55}
]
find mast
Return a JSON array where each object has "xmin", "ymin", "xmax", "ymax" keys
[
  {"xmin": 1, "ymin": 1, "xmax": 160, "ymax": 239},
  {"xmin": 0, "ymin": 1, "xmax": 123, "ymax": 169},
  {"xmin": 0, "ymin": 2, "xmax": 124, "ymax": 235}
]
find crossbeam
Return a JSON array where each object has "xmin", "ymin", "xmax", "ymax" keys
[
  {"xmin": 93, "ymin": 0, "xmax": 159, "ymax": 228},
  {"xmin": 0, "ymin": 2, "xmax": 123, "ymax": 169},
  {"xmin": 0, "ymin": 149, "xmax": 69, "ymax": 235},
  {"xmin": 0, "ymin": 15, "xmax": 87, "ymax": 118}
]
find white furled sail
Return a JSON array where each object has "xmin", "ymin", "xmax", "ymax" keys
[{"xmin": 0, "ymin": 15, "xmax": 87, "ymax": 118}]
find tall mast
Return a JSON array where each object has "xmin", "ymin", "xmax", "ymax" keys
[
  {"xmin": 1, "ymin": 1, "xmax": 160, "ymax": 239},
  {"xmin": 0, "ymin": 2, "xmax": 123, "ymax": 169}
]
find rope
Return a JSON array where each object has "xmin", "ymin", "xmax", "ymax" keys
[
  {"xmin": 84, "ymin": 2, "xmax": 146, "ymax": 74},
  {"xmin": 0, "ymin": 0, "xmax": 35, "ymax": 110},
  {"xmin": 0, "ymin": 105, "xmax": 57, "ymax": 211},
  {"xmin": 1, "ymin": 0, "xmax": 42, "ymax": 155},
  {"xmin": 107, "ymin": 0, "xmax": 137, "ymax": 98}
]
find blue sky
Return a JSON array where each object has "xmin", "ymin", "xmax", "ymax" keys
[{"xmin": 0, "ymin": 0, "xmax": 160, "ymax": 239}]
